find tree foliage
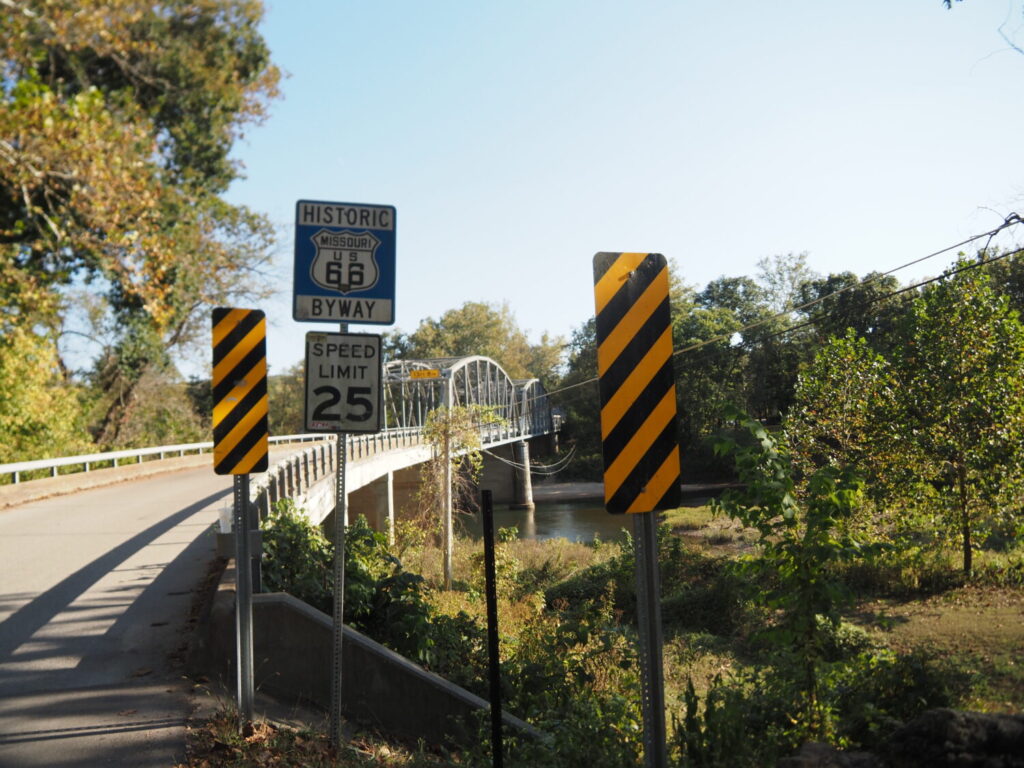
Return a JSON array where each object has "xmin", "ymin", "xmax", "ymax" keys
[
  {"xmin": 0, "ymin": 0, "xmax": 280, "ymax": 450},
  {"xmin": 787, "ymin": 259, "xmax": 1024, "ymax": 574},
  {"xmin": 0, "ymin": 328, "xmax": 90, "ymax": 463},
  {"xmin": 385, "ymin": 300, "xmax": 564, "ymax": 386},
  {"xmin": 267, "ymin": 362, "xmax": 305, "ymax": 436},
  {"xmin": 715, "ymin": 407, "xmax": 869, "ymax": 739}
]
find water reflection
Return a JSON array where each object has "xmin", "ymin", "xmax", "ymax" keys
[{"xmin": 461, "ymin": 498, "xmax": 630, "ymax": 543}]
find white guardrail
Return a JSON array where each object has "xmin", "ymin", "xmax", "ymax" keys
[
  {"xmin": 0, "ymin": 429, "xmax": 441, "ymax": 485},
  {"xmin": 0, "ymin": 417, "xmax": 544, "ymax": 486},
  {"xmin": 0, "ymin": 434, "xmax": 330, "ymax": 485}
]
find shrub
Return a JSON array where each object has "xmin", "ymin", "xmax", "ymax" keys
[{"xmin": 261, "ymin": 499, "xmax": 333, "ymax": 613}]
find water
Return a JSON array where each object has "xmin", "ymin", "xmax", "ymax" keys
[
  {"xmin": 460, "ymin": 485, "xmax": 717, "ymax": 542},
  {"xmin": 462, "ymin": 497, "xmax": 631, "ymax": 543}
]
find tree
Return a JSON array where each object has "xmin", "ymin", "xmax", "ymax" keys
[
  {"xmin": 785, "ymin": 331, "xmax": 908, "ymax": 540},
  {"xmin": 715, "ymin": 408, "xmax": 868, "ymax": 740},
  {"xmin": 671, "ymin": 297, "xmax": 748, "ymax": 476},
  {"xmin": 899, "ymin": 263, "xmax": 1024, "ymax": 573},
  {"xmin": 697, "ymin": 275, "xmax": 770, "ymax": 327},
  {"xmin": 787, "ymin": 259, "xmax": 1024, "ymax": 574},
  {"xmin": 554, "ymin": 318, "xmax": 602, "ymax": 476},
  {"xmin": 1, "ymin": 0, "xmax": 280, "ymax": 448},
  {"xmin": 756, "ymin": 252, "xmax": 819, "ymax": 315},
  {"xmin": 418, "ymin": 404, "xmax": 501, "ymax": 588},
  {"xmin": 795, "ymin": 271, "xmax": 911, "ymax": 355},
  {"xmin": 387, "ymin": 300, "xmax": 565, "ymax": 386},
  {"xmin": 0, "ymin": 328, "xmax": 91, "ymax": 465},
  {"xmin": 268, "ymin": 362, "xmax": 306, "ymax": 436}
]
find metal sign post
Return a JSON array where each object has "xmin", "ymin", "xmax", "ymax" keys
[
  {"xmin": 305, "ymin": 322, "xmax": 387, "ymax": 748},
  {"xmin": 293, "ymin": 197, "xmax": 396, "ymax": 748},
  {"xmin": 634, "ymin": 511, "xmax": 666, "ymax": 766},
  {"xmin": 330, "ymin": 428, "xmax": 348, "ymax": 748},
  {"xmin": 592, "ymin": 253, "xmax": 681, "ymax": 768},
  {"xmin": 232, "ymin": 473, "xmax": 254, "ymax": 722},
  {"xmin": 211, "ymin": 307, "xmax": 269, "ymax": 727}
]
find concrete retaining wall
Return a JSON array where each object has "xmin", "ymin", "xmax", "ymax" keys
[{"xmin": 192, "ymin": 566, "xmax": 540, "ymax": 746}]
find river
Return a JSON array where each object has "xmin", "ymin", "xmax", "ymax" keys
[{"xmin": 461, "ymin": 482, "xmax": 716, "ymax": 542}]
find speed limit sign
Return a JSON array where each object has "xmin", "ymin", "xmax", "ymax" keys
[{"xmin": 304, "ymin": 332, "xmax": 383, "ymax": 433}]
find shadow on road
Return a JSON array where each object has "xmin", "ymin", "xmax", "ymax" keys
[{"xmin": 0, "ymin": 488, "xmax": 230, "ymax": 665}]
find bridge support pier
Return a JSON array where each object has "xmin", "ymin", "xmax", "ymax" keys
[
  {"xmin": 511, "ymin": 441, "xmax": 534, "ymax": 510},
  {"xmin": 349, "ymin": 472, "xmax": 395, "ymax": 545}
]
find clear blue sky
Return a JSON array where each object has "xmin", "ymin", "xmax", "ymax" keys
[{"xmin": 222, "ymin": 0, "xmax": 1024, "ymax": 377}]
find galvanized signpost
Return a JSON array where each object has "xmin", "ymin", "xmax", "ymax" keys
[
  {"xmin": 593, "ymin": 252, "xmax": 681, "ymax": 768},
  {"xmin": 295, "ymin": 200, "xmax": 394, "ymax": 748},
  {"xmin": 211, "ymin": 307, "xmax": 270, "ymax": 726}
]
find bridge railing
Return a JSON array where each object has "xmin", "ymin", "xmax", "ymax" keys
[
  {"xmin": 0, "ymin": 433, "xmax": 327, "ymax": 485},
  {"xmin": 2, "ymin": 408, "xmax": 557, "ymax": 487}
]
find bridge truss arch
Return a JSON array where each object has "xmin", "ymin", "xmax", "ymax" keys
[{"xmin": 382, "ymin": 356, "xmax": 554, "ymax": 442}]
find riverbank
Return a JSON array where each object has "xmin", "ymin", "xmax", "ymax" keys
[{"xmin": 531, "ymin": 480, "xmax": 732, "ymax": 504}]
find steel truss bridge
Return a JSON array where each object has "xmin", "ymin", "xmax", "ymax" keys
[
  {"xmin": 383, "ymin": 356, "xmax": 555, "ymax": 437},
  {"xmin": 1, "ymin": 356, "xmax": 559, "ymax": 509}
]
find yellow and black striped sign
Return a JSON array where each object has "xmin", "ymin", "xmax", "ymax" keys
[
  {"xmin": 212, "ymin": 308, "xmax": 269, "ymax": 475},
  {"xmin": 593, "ymin": 252, "xmax": 681, "ymax": 514}
]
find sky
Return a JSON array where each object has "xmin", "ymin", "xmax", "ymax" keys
[{"xmin": 220, "ymin": 0, "xmax": 1024, "ymax": 378}]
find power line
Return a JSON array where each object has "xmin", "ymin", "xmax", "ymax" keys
[
  {"xmin": 540, "ymin": 213, "xmax": 1024, "ymax": 405},
  {"xmin": 482, "ymin": 444, "xmax": 578, "ymax": 475},
  {"xmin": 734, "ymin": 244, "xmax": 1024, "ymax": 352}
]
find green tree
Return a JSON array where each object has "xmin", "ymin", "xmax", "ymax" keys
[
  {"xmin": 787, "ymin": 259, "xmax": 1024, "ymax": 574},
  {"xmin": 672, "ymin": 297, "xmax": 747, "ymax": 476},
  {"xmin": 268, "ymin": 362, "xmax": 305, "ymax": 436},
  {"xmin": 386, "ymin": 300, "xmax": 564, "ymax": 385},
  {"xmin": 1, "ymin": 0, "xmax": 280, "ymax": 449},
  {"xmin": 418, "ymin": 404, "xmax": 502, "ymax": 588},
  {"xmin": 756, "ymin": 251, "xmax": 819, "ymax": 315},
  {"xmin": 0, "ymin": 328, "xmax": 91, "ymax": 464},
  {"xmin": 795, "ymin": 271, "xmax": 911, "ymax": 355},
  {"xmin": 715, "ymin": 408, "xmax": 868, "ymax": 741},
  {"xmin": 900, "ymin": 262, "xmax": 1024, "ymax": 573},
  {"xmin": 554, "ymin": 318, "xmax": 602, "ymax": 477}
]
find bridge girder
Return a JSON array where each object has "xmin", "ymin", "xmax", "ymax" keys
[{"xmin": 382, "ymin": 356, "xmax": 552, "ymax": 436}]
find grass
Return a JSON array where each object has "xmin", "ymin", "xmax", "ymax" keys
[
  {"xmin": 850, "ymin": 584, "xmax": 1024, "ymax": 714},
  {"xmin": 180, "ymin": 503, "xmax": 1023, "ymax": 766},
  {"xmin": 661, "ymin": 504, "xmax": 757, "ymax": 553}
]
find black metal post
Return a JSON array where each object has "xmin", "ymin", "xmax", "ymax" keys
[{"xmin": 481, "ymin": 490, "xmax": 503, "ymax": 768}]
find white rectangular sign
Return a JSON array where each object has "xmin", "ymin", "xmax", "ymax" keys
[{"xmin": 304, "ymin": 332, "xmax": 383, "ymax": 433}]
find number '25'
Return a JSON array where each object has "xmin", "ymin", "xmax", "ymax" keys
[{"xmin": 311, "ymin": 385, "xmax": 372, "ymax": 422}]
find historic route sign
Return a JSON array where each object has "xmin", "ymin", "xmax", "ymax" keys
[
  {"xmin": 304, "ymin": 332, "xmax": 383, "ymax": 433},
  {"xmin": 294, "ymin": 200, "xmax": 396, "ymax": 324}
]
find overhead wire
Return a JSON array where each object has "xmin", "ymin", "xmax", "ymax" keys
[
  {"xmin": 537, "ymin": 212, "xmax": 1024, "ymax": 405},
  {"xmin": 729, "ymin": 243, "xmax": 1024, "ymax": 352},
  {"xmin": 482, "ymin": 444, "xmax": 578, "ymax": 475}
]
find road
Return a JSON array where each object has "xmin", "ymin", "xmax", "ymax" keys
[{"xmin": 0, "ymin": 461, "xmax": 248, "ymax": 767}]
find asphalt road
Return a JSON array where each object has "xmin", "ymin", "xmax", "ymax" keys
[{"xmin": 0, "ymin": 464, "xmax": 237, "ymax": 767}]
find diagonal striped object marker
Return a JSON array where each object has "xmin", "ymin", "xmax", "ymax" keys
[
  {"xmin": 593, "ymin": 252, "xmax": 681, "ymax": 514},
  {"xmin": 212, "ymin": 308, "xmax": 269, "ymax": 475}
]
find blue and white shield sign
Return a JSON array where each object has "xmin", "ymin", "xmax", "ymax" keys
[
  {"xmin": 310, "ymin": 229, "xmax": 381, "ymax": 294},
  {"xmin": 294, "ymin": 200, "xmax": 396, "ymax": 324}
]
